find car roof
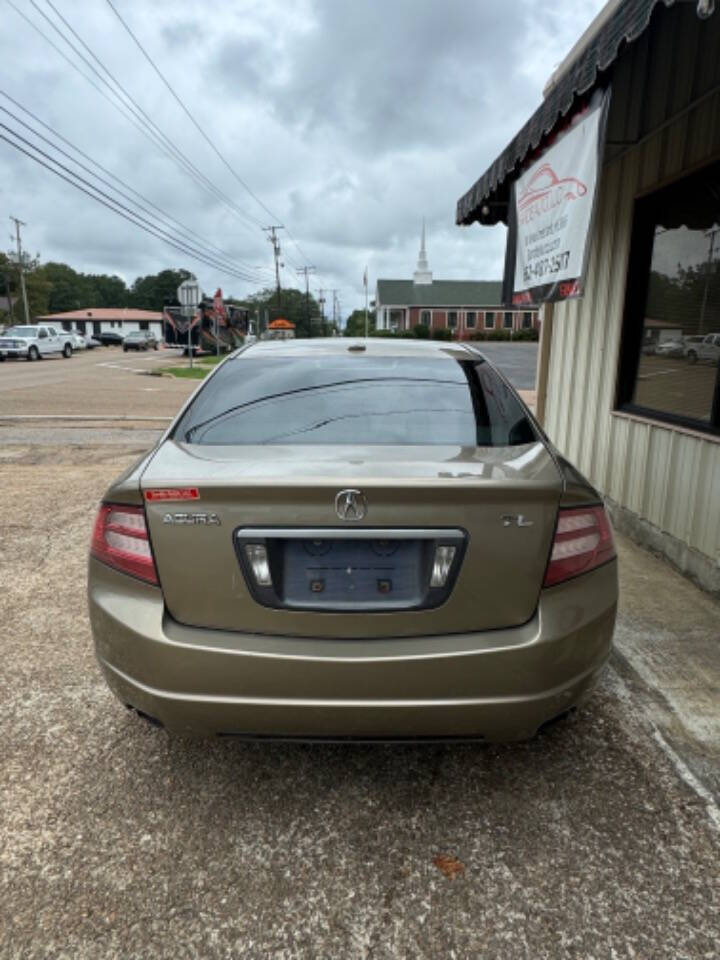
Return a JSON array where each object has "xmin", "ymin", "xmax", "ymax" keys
[{"xmin": 237, "ymin": 337, "xmax": 485, "ymax": 361}]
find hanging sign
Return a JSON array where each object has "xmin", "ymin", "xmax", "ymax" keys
[{"xmin": 505, "ymin": 88, "xmax": 610, "ymax": 305}]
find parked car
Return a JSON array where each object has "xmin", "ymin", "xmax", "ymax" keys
[
  {"xmin": 0, "ymin": 324, "xmax": 74, "ymax": 360},
  {"xmin": 683, "ymin": 335, "xmax": 704, "ymax": 356},
  {"xmin": 97, "ymin": 331, "xmax": 125, "ymax": 346},
  {"xmin": 89, "ymin": 338, "xmax": 618, "ymax": 742},
  {"xmin": 85, "ymin": 336, "xmax": 102, "ymax": 349},
  {"xmin": 123, "ymin": 330, "xmax": 159, "ymax": 352},
  {"xmin": 655, "ymin": 339, "xmax": 685, "ymax": 358},
  {"xmin": 65, "ymin": 330, "xmax": 88, "ymax": 350},
  {"xmin": 687, "ymin": 332, "xmax": 720, "ymax": 364}
]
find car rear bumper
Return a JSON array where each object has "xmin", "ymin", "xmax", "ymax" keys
[{"xmin": 89, "ymin": 557, "xmax": 617, "ymax": 742}]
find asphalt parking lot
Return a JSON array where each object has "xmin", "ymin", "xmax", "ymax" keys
[
  {"xmin": 634, "ymin": 353, "xmax": 717, "ymax": 422},
  {"xmin": 1, "ymin": 343, "xmax": 719, "ymax": 959}
]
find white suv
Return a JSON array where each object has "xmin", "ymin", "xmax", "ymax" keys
[
  {"xmin": 0, "ymin": 324, "xmax": 75, "ymax": 361},
  {"xmin": 686, "ymin": 333, "xmax": 720, "ymax": 364}
]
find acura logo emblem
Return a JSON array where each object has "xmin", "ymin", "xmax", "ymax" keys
[{"xmin": 335, "ymin": 488, "xmax": 367, "ymax": 521}]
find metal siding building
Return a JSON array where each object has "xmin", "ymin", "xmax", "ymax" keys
[{"xmin": 458, "ymin": 0, "xmax": 720, "ymax": 593}]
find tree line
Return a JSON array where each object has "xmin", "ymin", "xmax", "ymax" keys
[
  {"xmin": 0, "ymin": 251, "xmax": 195, "ymax": 322},
  {"xmin": 0, "ymin": 251, "xmax": 338, "ymax": 337}
]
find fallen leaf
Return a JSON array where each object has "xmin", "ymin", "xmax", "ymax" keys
[{"xmin": 433, "ymin": 854, "xmax": 465, "ymax": 879}]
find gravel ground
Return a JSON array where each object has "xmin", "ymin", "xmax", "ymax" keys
[{"xmin": 1, "ymin": 442, "xmax": 718, "ymax": 960}]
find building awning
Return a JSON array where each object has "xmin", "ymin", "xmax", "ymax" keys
[
  {"xmin": 268, "ymin": 317, "xmax": 295, "ymax": 329},
  {"xmin": 456, "ymin": 0, "xmax": 679, "ymax": 227}
]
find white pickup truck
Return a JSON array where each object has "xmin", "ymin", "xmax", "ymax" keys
[
  {"xmin": 686, "ymin": 332, "xmax": 720, "ymax": 365},
  {"xmin": 0, "ymin": 324, "xmax": 75, "ymax": 361}
]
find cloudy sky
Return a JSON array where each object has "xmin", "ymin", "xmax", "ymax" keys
[{"xmin": 0, "ymin": 0, "xmax": 605, "ymax": 316}]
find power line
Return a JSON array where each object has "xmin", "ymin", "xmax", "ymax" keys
[
  {"xmin": 0, "ymin": 95, "xmax": 273, "ymax": 282},
  {"xmin": 6, "ymin": 0, "xmax": 270, "ymax": 239},
  {"xmin": 105, "ymin": 0, "xmax": 285, "ymax": 228},
  {"xmin": 103, "ymin": 0, "xmax": 318, "ymax": 271},
  {"xmin": 5, "ymin": 0, "xmax": 322, "ymax": 289},
  {"xmin": 0, "ymin": 129, "xmax": 268, "ymax": 285},
  {"xmin": 34, "ymin": 0, "xmax": 265, "ymax": 232}
]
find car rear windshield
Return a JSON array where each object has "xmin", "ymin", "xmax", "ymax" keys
[{"xmin": 174, "ymin": 354, "xmax": 537, "ymax": 447}]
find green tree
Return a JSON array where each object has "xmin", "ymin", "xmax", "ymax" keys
[
  {"xmin": 242, "ymin": 286, "xmax": 324, "ymax": 338},
  {"xmin": 343, "ymin": 308, "xmax": 375, "ymax": 336},
  {"xmin": 130, "ymin": 268, "xmax": 192, "ymax": 310}
]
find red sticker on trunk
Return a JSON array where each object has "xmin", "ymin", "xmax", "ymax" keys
[{"xmin": 145, "ymin": 488, "xmax": 200, "ymax": 502}]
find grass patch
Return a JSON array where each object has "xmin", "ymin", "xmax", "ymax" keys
[
  {"xmin": 159, "ymin": 365, "xmax": 210, "ymax": 379},
  {"xmin": 196, "ymin": 354, "xmax": 227, "ymax": 367},
  {"xmin": 154, "ymin": 353, "xmax": 229, "ymax": 379}
]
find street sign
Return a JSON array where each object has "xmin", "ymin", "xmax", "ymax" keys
[
  {"xmin": 177, "ymin": 278, "xmax": 201, "ymax": 311},
  {"xmin": 177, "ymin": 277, "xmax": 201, "ymax": 366}
]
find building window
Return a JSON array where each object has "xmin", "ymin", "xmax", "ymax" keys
[
  {"xmin": 420, "ymin": 310, "xmax": 431, "ymax": 326},
  {"xmin": 139, "ymin": 320, "xmax": 149, "ymax": 330},
  {"xmin": 503, "ymin": 312, "xmax": 513, "ymax": 329},
  {"xmin": 617, "ymin": 159, "xmax": 720, "ymax": 435},
  {"xmin": 448, "ymin": 311, "xmax": 458, "ymax": 328},
  {"xmin": 484, "ymin": 311, "xmax": 495, "ymax": 329},
  {"xmin": 523, "ymin": 312, "xmax": 532, "ymax": 329},
  {"xmin": 466, "ymin": 311, "xmax": 476, "ymax": 328},
  {"xmin": 389, "ymin": 309, "xmax": 403, "ymax": 331}
]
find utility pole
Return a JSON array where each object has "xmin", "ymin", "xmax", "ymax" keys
[
  {"xmin": 317, "ymin": 288, "xmax": 326, "ymax": 337},
  {"xmin": 9, "ymin": 216, "xmax": 30, "ymax": 325},
  {"xmin": 699, "ymin": 226, "xmax": 719, "ymax": 334},
  {"xmin": 264, "ymin": 226, "xmax": 284, "ymax": 310},
  {"xmin": 330, "ymin": 289, "xmax": 339, "ymax": 334},
  {"xmin": 330, "ymin": 287, "xmax": 338, "ymax": 338},
  {"xmin": 296, "ymin": 265, "xmax": 316, "ymax": 338}
]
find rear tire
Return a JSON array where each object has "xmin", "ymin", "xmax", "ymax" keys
[
  {"xmin": 62, "ymin": 343, "xmax": 72, "ymax": 358},
  {"xmin": 28, "ymin": 346, "xmax": 39, "ymax": 361}
]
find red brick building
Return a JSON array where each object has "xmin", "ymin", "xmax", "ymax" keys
[{"xmin": 375, "ymin": 226, "xmax": 538, "ymax": 337}]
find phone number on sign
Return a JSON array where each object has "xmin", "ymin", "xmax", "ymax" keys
[{"xmin": 523, "ymin": 250, "xmax": 571, "ymax": 284}]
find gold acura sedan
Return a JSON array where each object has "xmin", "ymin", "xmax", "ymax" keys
[{"xmin": 88, "ymin": 338, "xmax": 617, "ymax": 741}]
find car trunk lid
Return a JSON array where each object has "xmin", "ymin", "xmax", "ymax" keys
[{"xmin": 141, "ymin": 440, "xmax": 562, "ymax": 638}]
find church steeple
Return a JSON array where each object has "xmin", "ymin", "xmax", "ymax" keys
[{"xmin": 413, "ymin": 218, "xmax": 433, "ymax": 285}]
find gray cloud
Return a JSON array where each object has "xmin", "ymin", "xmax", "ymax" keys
[{"xmin": 0, "ymin": 0, "xmax": 605, "ymax": 311}]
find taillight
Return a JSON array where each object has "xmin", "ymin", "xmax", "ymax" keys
[
  {"xmin": 543, "ymin": 504, "xmax": 615, "ymax": 587},
  {"xmin": 90, "ymin": 503, "xmax": 159, "ymax": 585}
]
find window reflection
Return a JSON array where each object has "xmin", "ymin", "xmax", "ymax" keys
[{"xmin": 633, "ymin": 208, "xmax": 720, "ymax": 423}]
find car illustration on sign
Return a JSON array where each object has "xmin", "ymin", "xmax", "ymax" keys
[{"xmin": 517, "ymin": 163, "xmax": 588, "ymax": 212}]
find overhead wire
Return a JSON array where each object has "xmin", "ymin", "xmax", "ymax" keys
[
  {"xmin": 33, "ymin": 0, "xmax": 267, "ymax": 232},
  {"xmin": 7, "ymin": 0, "xmax": 273, "ymax": 240},
  {"xmin": 103, "ymin": 0, "xmax": 319, "ymax": 272},
  {"xmin": 0, "ymin": 125, "xmax": 269, "ymax": 284},
  {"xmin": 0, "ymin": 94, "xmax": 274, "ymax": 282},
  {"xmin": 4, "ymin": 0, "xmax": 322, "ymax": 293}
]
